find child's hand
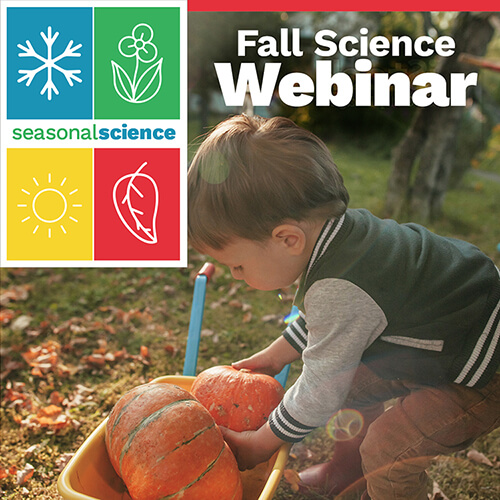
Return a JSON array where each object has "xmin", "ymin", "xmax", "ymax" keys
[
  {"xmin": 219, "ymin": 423, "xmax": 284, "ymax": 471},
  {"xmin": 232, "ymin": 351, "xmax": 280, "ymax": 376},
  {"xmin": 232, "ymin": 335, "xmax": 301, "ymax": 376}
]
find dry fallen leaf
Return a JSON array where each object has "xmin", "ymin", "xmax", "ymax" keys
[
  {"xmin": 0, "ymin": 284, "xmax": 32, "ymax": 306},
  {"xmin": 430, "ymin": 480, "xmax": 450, "ymax": 499},
  {"xmin": 55, "ymin": 453, "xmax": 75, "ymax": 473},
  {"xmin": 49, "ymin": 391, "xmax": 64, "ymax": 405},
  {"xmin": 3, "ymin": 381, "xmax": 33, "ymax": 412},
  {"xmin": 290, "ymin": 442, "xmax": 314, "ymax": 461},
  {"xmin": 16, "ymin": 463, "xmax": 34, "ymax": 485},
  {"xmin": 261, "ymin": 314, "xmax": 283, "ymax": 323},
  {"xmin": 19, "ymin": 403, "xmax": 78, "ymax": 433},
  {"xmin": 163, "ymin": 285, "xmax": 176, "ymax": 296},
  {"xmin": 284, "ymin": 469, "xmax": 301, "ymax": 492},
  {"xmin": 164, "ymin": 345, "xmax": 179, "ymax": 357},
  {"xmin": 209, "ymin": 297, "xmax": 228, "ymax": 310},
  {"xmin": 0, "ymin": 309, "xmax": 15, "ymax": 324},
  {"xmin": 97, "ymin": 339, "xmax": 108, "ymax": 350},
  {"xmin": 11, "ymin": 315, "xmax": 32, "ymax": 332},
  {"xmin": 63, "ymin": 384, "xmax": 94, "ymax": 409},
  {"xmin": 21, "ymin": 340, "xmax": 70, "ymax": 378},
  {"xmin": 83, "ymin": 353, "xmax": 106, "ymax": 367},
  {"xmin": 227, "ymin": 283, "xmax": 242, "ymax": 296},
  {"xmin": 24, "ymin": 444, "xmax": 39, "ymax": 456},
  {"xmin": 115, "ymin": 307, "xmax": 153, "ymax": 325},
  {"xmin": 467, "ymin": 449, "xmax": 493, "ymax": 467},
  {"xmin": 114, "ymin": 349, "xmax": 127, "ymax": 360},
  {"xmin": 38, "ymin": 404, "xmax": 62, "ymax": 417},
  {"xmin": 104, "ymin": 352, "xmax": 115, "ymax": 362}
]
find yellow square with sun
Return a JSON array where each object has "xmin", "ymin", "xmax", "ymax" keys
[{"xmin": 7, "ymin": 149, "xmax": 93, "ymax": 261}]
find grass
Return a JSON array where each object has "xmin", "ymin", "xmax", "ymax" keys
[
  {"xmin": 335, "ymin": 141, "xmax": 500, "ymax": 265},
  {"xmin": 1, "ymin": 135, "xmax": 499, "ymax": 499}
]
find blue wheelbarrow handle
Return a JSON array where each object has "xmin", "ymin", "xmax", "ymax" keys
[
  {"xmin": 274, "ymin": 364, "xmax": 290, "ymax": 389},
  {"xmin": 183, "ymin": 263, "xmax": 215, "ymax": 376},
  {"xmin": 183, "ymin": 262, "xmax": 290, "ymax": 388}
]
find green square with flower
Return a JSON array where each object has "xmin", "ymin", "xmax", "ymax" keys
[{"xmin": 94, "ymin": 7, "xmax": 180, "ymax": 119}]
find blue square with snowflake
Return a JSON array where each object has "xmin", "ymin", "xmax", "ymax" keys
[{"xmin": 7, "ymin": 7, "xmax": 93, "ymax": 119}]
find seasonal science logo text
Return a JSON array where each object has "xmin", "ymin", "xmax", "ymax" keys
[{"xmin": 11, "ymin": 124, "xmax": 177, "ymax": 141}]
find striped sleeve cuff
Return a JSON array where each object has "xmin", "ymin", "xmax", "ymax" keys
[
  {"xmin": 282, "ymin": 311, "xmax": 308, "ymax": 353},
  {"xmin": 453, "ymin": 288, "xmax": 500, "ymax": 388},
  {"xmin": 268, "ymin": 401, "xmax": 316, "ymax": 442}
]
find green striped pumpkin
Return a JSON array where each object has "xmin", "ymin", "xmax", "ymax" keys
[{"xmin": 105, "ymin": 383, "xmax": 243, "ymax": 500}]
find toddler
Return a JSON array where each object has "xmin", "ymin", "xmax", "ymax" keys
[{"xmin": 187, "ymin": 114, "xmax": 500, "ymax": 499}]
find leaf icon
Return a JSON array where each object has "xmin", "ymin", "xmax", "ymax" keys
[
  {"xmin": 112, "ymin": 162, "xmax": 159, "ymax": 245},
  {"xmin": 135, "ymin": 58, "xmax": 163, "ymax": 103},
  {"xmin": 111, "ymin": 60, "xmax": 134, "ymax": 103}
]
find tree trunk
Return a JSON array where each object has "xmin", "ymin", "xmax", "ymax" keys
[
  {"xmin": 384, "ymin": 13, "xmax": 495, "ymax": 222},
  {"xmin": 385, "ymin": 109, "xmax": 435, "ymax": 219},
  {"xmin": 409, "ymin": 107, "xmax": 462, "ymax": 220}
]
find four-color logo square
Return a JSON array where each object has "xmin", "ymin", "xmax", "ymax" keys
[
  {"xmin": 94, "ymin": 148, "xmax": 180, "ymax": 261},
  {"xmin": 7, "ymin": 7, "xmax": 93, "ymax": 119},
  {"xmin": 7, "ymin": 149, "xmax": 93, "ymax": 261},
  {"xmin": 94, "ymin": 7, "xmax": 180, "ymax": 119}
]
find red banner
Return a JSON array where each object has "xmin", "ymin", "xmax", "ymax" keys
[{"xmin": 188, "ymin": 1, "xmax": 498, "ymax": 12}]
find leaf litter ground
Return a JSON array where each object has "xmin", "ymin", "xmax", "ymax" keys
[{"xmin": 1, "ymin": 254, "xmax": 498, "ymax": 500}]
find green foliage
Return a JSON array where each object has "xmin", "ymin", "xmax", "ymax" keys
[
  {"xmin": 473, "ymin": 124, "xmax": 500, "ymax": 174},
  {"xmin": 481, "ymin": 33, "xmax": 500, "ymax": 103}
]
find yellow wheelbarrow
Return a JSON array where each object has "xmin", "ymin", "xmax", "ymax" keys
[{"xmin": 57, "ymin": 263, "xmax": 291, "ymax": 500}]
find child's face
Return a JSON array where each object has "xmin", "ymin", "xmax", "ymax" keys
[{"xmin": 204, "ymin": 236, "xmax": 307, "ymax": 291}]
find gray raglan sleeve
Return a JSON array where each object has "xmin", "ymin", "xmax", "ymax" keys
[{"xmin": 268, "ymin": 278, "xmax": 387, "ymax": 442}]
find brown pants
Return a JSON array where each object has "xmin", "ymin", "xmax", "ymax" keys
[{"xmin": 343, "ymin": 364, "xmax": 500, "ymax": 500}]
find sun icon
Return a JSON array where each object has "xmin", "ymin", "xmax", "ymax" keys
[{"xmin": 17, "ymin": 173, "xmax": 83, "ymax": 238}]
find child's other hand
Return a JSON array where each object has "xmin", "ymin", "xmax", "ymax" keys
[
  {"xmin": 232, "ymin": 335, "xmax": 301, "ymax": 376},
  {"xmin": 232, "ymin": 352, "xmax": 279, "ymax": 376},
  {"xmin": 219, "ymin": 423, "xmax": 284, "ymax": 471}
]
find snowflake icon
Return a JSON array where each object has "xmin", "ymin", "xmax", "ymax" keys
[{"xmin": 17, "ymin": 26, "xmax": 82, "ymax": 101}]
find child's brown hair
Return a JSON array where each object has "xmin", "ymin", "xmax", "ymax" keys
[{"xmin": 188, "ymin": 115, "xmax": 349, "ymax": 251}]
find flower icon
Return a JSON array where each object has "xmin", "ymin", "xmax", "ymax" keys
[
  {"xmin": 119, "ymin": 23, "xmax": 157, "ymax": 63},
  {"xmin": 111, "ymin": 22, "xmax": 163, "ymax": 104}
]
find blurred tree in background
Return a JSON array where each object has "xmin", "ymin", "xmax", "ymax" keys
[
  {"xmin": 384, "ymin": 12, "xmax": 498, "ymax": 222},
  {"xmin": 188, "ymin": 12, "xmax": 283, "ymax": 132}
]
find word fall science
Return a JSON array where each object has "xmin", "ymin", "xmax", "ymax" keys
[{"xmin": 215, "ymin": 28, "xmax": 478, "ymax": 108}]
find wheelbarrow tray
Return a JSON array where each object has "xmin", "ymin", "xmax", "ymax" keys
[{"xmin": 57, "ymin": 375, "xmax": 291, "ymax": 500}]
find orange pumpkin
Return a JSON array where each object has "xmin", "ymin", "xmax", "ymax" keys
[
  {"xmin": 105, "ymin": 382, "xmax": 243, "ymax": 500},
  {"xmin": 191, "ymin": 366, "xmax": 285, "ymax": 432}
]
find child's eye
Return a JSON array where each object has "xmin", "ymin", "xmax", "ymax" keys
[{"xmin": 233, "ymin": 266, "xmax": 243, "ymax": 272}]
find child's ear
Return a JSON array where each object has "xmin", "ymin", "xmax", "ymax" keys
[{"xmin": 271, "ymin": 224, "xmax": 306, "ymax": 255}]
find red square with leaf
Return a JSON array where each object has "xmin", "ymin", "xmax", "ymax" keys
[{"xmin": 94, "ymin": 148, "xmax": 180, "ymax": 261}]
